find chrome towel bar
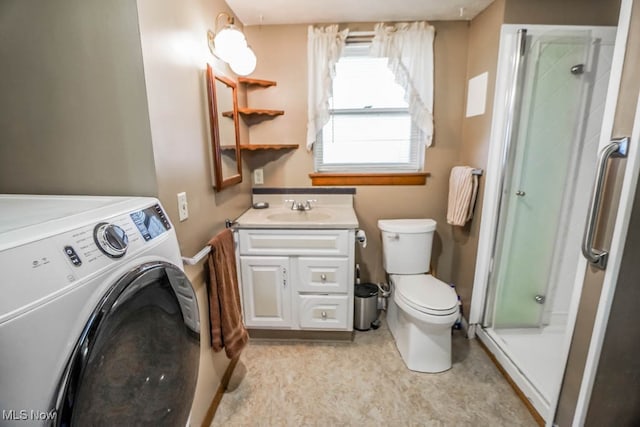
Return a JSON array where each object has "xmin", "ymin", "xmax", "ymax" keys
[
  {"xmin": 181, "ymin": 246, "xmax": 211, "ymax": 265},
  {"xmin": 181, "ymin": 218, "xmax": 237, "ymax": 265}
]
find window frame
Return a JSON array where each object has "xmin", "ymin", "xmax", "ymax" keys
[{"xmin": 313, "ymin": 46, "xmax": 425, "ymax": 175}]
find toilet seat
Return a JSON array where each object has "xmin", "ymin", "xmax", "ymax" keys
[{"xmin": 391, "ymin": 274, "xmax": 458, "ymax": 316}]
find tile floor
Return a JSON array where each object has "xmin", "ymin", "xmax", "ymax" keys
[{"xmin": 212, "ymin": 319, "xmax": 537, "ymax": 426}]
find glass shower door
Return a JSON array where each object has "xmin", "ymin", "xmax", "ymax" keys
[{"xmin": 486, "ymin": 33, "xmax": 591, "ymax": 328}]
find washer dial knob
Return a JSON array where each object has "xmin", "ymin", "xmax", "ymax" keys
[{"xmin": 94, "ymin": 222, "xmax": 128, "ymax": 258}]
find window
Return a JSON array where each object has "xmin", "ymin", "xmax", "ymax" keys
[{"xmin": 314, "ymin": 45, "xmax": 424, "ymax": 173}]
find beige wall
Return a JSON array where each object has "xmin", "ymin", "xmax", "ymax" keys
[
  {"xmin": 242, "ymin": 24, "xmax": 311, "ymax": 186},
  {"xmin": 243, "ymin": 22, "xmax": 470, "ymax": 286},
  {"xmin": 135, "ymin": 0, "xmax": 252, "ymax": 424},
  {"xmin": 0, "ymin": 0, "xmax": 157, "ymax": 196},
  {"xmin": 0, "ymin": 0, "xmax": 628, "ymax": 423},
  {"xmin": 504, "ymin": 0, "xmax": 621, "ymax": 26},
  {"xmin": 240, "ymin": 0, "xmax": 621, "ymax": 317},
  {"xmin": 136, "ymin": 0, "xmax": 252, "ymax": 261},
  {"xmin": 452, "ymin": 0, "xmax": 506, "ymax": 317},
  {"xmin": 0, "ymin": 0, "xmax": 252, "ymax": 424}
]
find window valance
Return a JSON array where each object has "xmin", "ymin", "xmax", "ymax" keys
[{"xmin": 306, "ymin": 21, "xmax": 435, "ymax": 150}]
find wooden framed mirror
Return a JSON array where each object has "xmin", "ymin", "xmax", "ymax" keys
[{"xmin": 206, "ymin": 64, "xmax": 242, "ymax": 191}]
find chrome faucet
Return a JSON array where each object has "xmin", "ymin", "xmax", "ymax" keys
[{"xmin": 285, "ymin": 199, "xmax": 316, "ymax": 211}]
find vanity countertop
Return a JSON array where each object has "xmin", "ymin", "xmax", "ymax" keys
[
  {"xmin": 234, "ymin": 205, "xmax": 359, "ymax": 229},
  {"xmin": 234, "ymin": 190, "xmax": 359, "ymax": 229}
]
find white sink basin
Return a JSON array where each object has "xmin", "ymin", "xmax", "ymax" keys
[{"xmin": 266, "ymin": 211, "xmax": 332, "ymax": 222}]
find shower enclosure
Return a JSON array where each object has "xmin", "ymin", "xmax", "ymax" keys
[{"xmin": 469, "ymin": 25, "xmax": 617, "ymax": 420}]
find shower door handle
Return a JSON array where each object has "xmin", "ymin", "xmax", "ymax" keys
[{"xmin": 582, "ymin": 137, "xmax": 629, "ymax": 269}]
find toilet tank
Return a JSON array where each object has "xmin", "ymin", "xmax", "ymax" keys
[{"xmin": 378, "ymin": 219, "xmax": 437, "ymax": 274}]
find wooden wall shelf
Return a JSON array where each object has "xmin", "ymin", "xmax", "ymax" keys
[
  {"xmin": 238, "ymin": 108, "xmax": 284, "ymax": 117},
  {"xmin": 236, "ymin": 76, "xmax": 283, "ymax": 127},
  {"xmin": 224, "ymin": 108, "xmax": 284, "ymax": 124},
  {"xmin": 240, "ymin": 144, "xmax": 298, "ymax": 151},
  {"xmin": 223, "ymin": 143, "xmax": 298, "ymax": 151},
  {"xmin": 238, "ymin": 77, "xmax": 277, "ymax": 88},
  {"xmin": 223, "ymin": 108, "xmax": 284, "ymax": 123}
]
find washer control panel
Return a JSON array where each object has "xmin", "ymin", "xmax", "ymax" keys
[
  {"xmin": 1, "ymin": 202, "xmax": 174, "ymax": 323},
  {"xmin": 129, "ymin": 204, "xmax": 172, "ymax": 242},
  {"xmin": 62, "ymin": 203, "xmax": 171, "ymax": 269}
]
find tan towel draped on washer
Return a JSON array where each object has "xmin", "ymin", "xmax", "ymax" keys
[
  {"xmin": 447, "ymin": 166, "xmax": 478, "ymax": 226},
  {"xmin": 207, "ymin": 228, "xmax": 248, "ymax": 359}
]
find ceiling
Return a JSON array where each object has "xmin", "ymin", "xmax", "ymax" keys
[{"xmin": 225, "ymin": 0, "xmax": 496, "ymax": 26}]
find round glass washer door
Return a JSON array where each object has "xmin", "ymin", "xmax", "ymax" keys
[{"xmin": 54, "ymin": 262, "xmax": 200, "ymax": 427}]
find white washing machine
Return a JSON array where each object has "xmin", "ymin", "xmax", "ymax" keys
[{"xmin": 0, "ymin": 195, "xmax": 200, "ymax": 426}]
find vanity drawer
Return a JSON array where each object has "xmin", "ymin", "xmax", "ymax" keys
[
  {"xmin": 298, "ymin": 295, "xmax": 349, "ymax": 330},
  {"xmin": 238, "ymin": 229, "xmax": 349, "ymax": 256},
  {"xmin": 297, "ymin": 257, "xmax": 349, "ymax": 293}
]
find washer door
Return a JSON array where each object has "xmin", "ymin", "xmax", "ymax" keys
[{"xmin": 53, "ymin": 262, "xmax": 200, "ymax": 427}]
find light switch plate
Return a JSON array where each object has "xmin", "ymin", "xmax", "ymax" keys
[{"xmin": 177, "ymin": 192, "xmax": 188, "ymax": 221}]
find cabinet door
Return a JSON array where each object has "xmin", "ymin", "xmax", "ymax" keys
[{"xmin": 240, "ymin": 256, "xmax": 291, "ymax": 328}]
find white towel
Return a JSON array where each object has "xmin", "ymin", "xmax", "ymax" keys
[{"xmin": 447, "ymin": 166, "xmax": 478, "ymax": 226}]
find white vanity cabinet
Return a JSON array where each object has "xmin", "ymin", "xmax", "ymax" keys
[{"xmin": 237, "ymin": 229, "xmax": 355, "ymax": 331}]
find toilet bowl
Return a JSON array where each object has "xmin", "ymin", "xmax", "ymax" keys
[
  {"xmin": 378, "ymin": 219, "xmax": 459, "ymax": 373},
  {"xmin": 387, "ymin": 274, "xmax": 458, "ymax": 373}
]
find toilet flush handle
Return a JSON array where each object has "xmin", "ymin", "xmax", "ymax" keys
[{"xmin": 387, "ymin": 233, "xmax": 400, "ymax": 241}]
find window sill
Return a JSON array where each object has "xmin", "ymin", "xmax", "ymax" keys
[{"xmin": 309, "ymin": 172, "xmax": 430, "ymax": 186}]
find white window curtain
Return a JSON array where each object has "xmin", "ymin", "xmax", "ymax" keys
[
  {"xmin": 306, "ymin": 25, "xmax": 348, "ymax": 150},
  {"xmin": 370, "ymin": 21, "xmax": 435, "ymax": 146}
]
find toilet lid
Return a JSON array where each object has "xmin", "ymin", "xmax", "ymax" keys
[
  {"xmin": 378, "ymin": 218, "xmax": 437, "ymax": 233},
  {"xmin": 392, "ymin": 274, "xmax": 458, "ymax": 315}
]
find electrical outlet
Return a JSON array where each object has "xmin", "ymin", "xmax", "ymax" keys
[
  {"xmin": 177, "ymin": 192, "xmax": 189, "ymax": 222},
  {"xmin": 254, "ymin": 168, "xmax": 264, "ymax": 185}
]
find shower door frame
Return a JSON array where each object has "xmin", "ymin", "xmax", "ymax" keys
[{"xmin": 468, "ymin": 19, "xmax": 630, "ymax": 424}]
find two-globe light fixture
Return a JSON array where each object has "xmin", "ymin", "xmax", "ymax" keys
[{"xmin": 207, "ymin": 12, "xmax": 256, "ymax": 76}]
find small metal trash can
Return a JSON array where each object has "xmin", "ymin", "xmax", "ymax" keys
[{"xmin": 354, "ymin": 283, "xmax": 378, "ymax": 331}]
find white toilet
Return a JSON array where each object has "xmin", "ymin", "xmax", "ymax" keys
[{"xmin": 378, "ymin": 219, "xmax": 459, "ymax": 373}]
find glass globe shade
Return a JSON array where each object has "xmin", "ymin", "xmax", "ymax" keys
[
  {"xmin": 214, "ymin": 26, "xmax": 246, "ymax": 63},
  {"xmin": 229, "ymin": 46, "xmax": 257, "ymax": 76}
]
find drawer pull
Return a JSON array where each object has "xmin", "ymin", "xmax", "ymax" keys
[
  {"xmin": 321, "ymin": 311, "xmax": 327, "ymax": 319},
  {"xmin": 283, "ymin": 267, "xmax": 287, "ymax": 288},
  {"xmin": 320, "ymin": 274, "xmax": 327, "ymax": 282}
]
